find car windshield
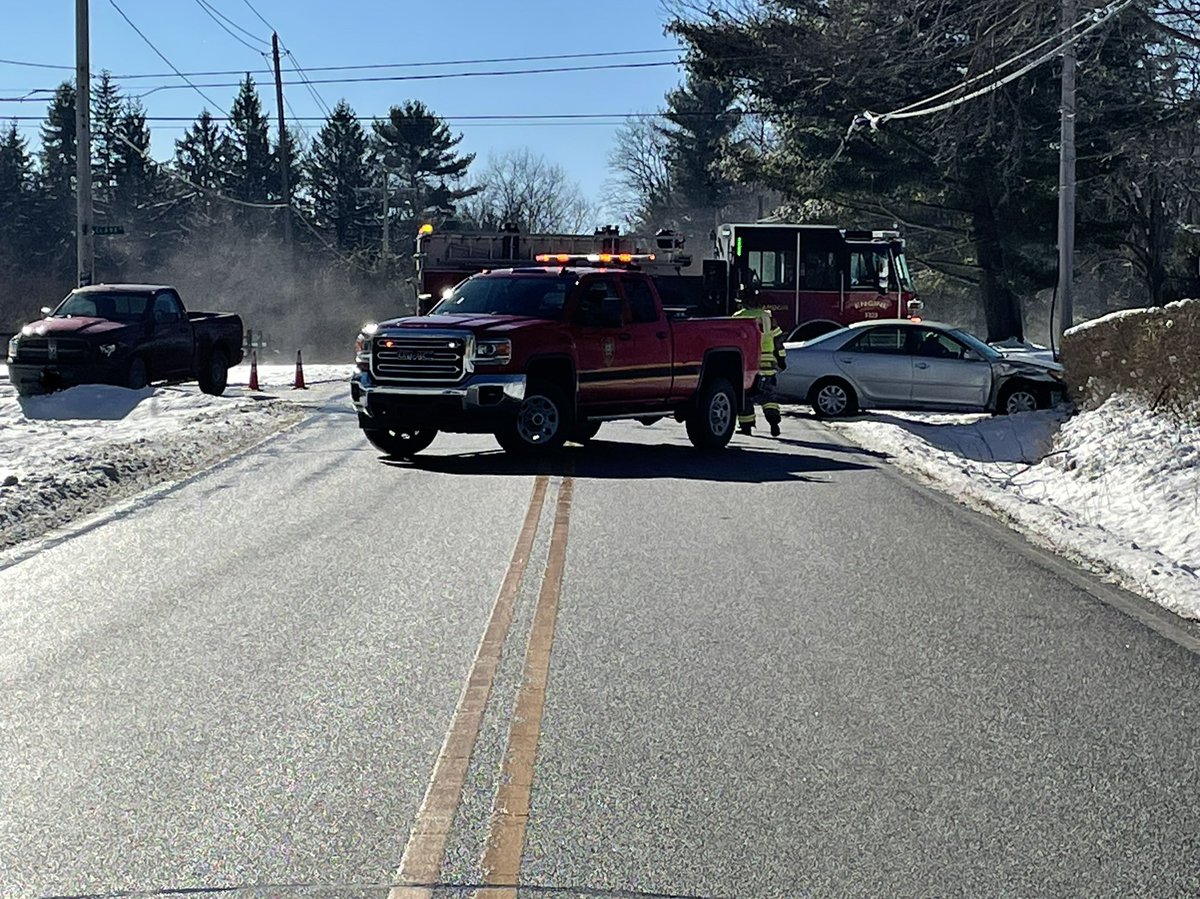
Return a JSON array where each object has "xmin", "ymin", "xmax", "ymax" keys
[
  {"xmin": 949, "ymin": 327, "xmax": 1004, "ymax": 360},
  {"xmin": 431, "ymin": 275, "xmax": 571, "ymax": 320},
  {"xmin": 54, "ymin": 291, "xmax": 150, "ymax": 322}
]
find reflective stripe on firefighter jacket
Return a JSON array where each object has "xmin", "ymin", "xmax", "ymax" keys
[{"xmin": 733, "ymin": 307, "xmax": 784, "ymax": 375}]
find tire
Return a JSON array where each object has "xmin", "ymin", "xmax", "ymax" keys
[
  {"xmin": 198, "ymin": 348, "xmax": 229, "ymax": 396},
  {"xmin": 126, "ymin": 356, "xmax": 149, "ymax": 390},
  {"xmin": 362, "ymin": 426, "xmax": 438, "ymax": 458},
  {"xmin": 569, "ymin": 421, "xmax": 601, "ymax": 444},
  {"xmin": 685, "ymin": 376, "xmax": 737, "ymax": 449},
  {"xmin": 496, "ymin": 380, "xmax": 572, "ymax": 454},
  {"xmin": 997, "ymin": 381, "xmax": 1044, "ymax": 415},
  {"xmin": 810, "ymin": 377, "xmax": 858, "ymax": 418}
]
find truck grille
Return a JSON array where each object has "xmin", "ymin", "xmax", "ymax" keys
[
  {"xmin": 372, "ymin": 333, "xmax": 467, "ymax": 382},
  {"xmin": 14, "ymin": 338, "xmax": 91, "ymax": 363}
]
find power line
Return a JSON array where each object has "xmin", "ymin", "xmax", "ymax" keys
[
  {"xmin": 197, "ymin": 0, "xmax": 271, "ymax": 47},
  {"xmin": 105, "ymin": 0, "xmax": 225, "ymax": 111},
  {"xmin": 0, "ymin": 48, "xmax": 681, "ymax": 80},
  {"xmin": 192, "ymin": 0, "xmax": 269, "ymax": 53},
  {"xmin": 239, "ymin": 0, "xmax": 275, "ymax": 32},
  {"xmin": 853, "ymin": 0, "xmax": 1135, "ymax": 129}
]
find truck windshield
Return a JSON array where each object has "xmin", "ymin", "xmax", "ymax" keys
[
  {"xmin": 432, "ymin": 275, "xmax": 570, "ymax": 320},
  {"xmin": 55, "ymin": 291, "xmax": 150, "ymax": 322}
]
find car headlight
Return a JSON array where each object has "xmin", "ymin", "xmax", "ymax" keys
[
  {"xmin": 6, "ymin": 335, "xmax": 17, "ymax": 361},
  {"xmin": 473, "ymin": 339, "xmax": 512, "ymax": 365}
]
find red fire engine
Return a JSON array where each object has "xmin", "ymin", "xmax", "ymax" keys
[{"xmin": 412, "ymin": 220, "xmax": 921, "ymax": 340}]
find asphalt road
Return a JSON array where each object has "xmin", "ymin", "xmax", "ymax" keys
[{"xmin": 2, "ymin": 387, "xmax": 1198, "ymax": 898}]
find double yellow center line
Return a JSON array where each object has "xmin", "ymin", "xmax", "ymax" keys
[{"xmin": 391, "ymin": 473, "xmax": 575, "ymax": 898}]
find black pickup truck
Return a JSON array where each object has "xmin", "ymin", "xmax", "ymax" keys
[{"xmin": 5, "ymin": 284, "xmax": 244, "ymax": 396}]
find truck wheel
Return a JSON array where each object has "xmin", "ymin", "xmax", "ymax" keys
[
  {"xmin": 199, "ymin": 348, "xmax": 229, "ymax": 396},
  {"xmin": 569, "ymin": 421, "xmax": 601, "ymax": 444},
  {"xmin": 363, "ymin": 427, "xmax": 438, "ymax": 458},
  {"xmin": 686, "ymin": 376, "xmax": 736, "ymax": 449},
  {"xmin": 496, "ymin": 380, "xmax": 571, "ymax": 454},
  {"xmin": 127, "ymin": 356, "xmax": 149, "ymax": 390}
]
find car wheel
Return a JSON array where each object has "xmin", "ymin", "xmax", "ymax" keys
[
  {"xmin": 199, "ymin": 348, "xmax": 229, "ymax": 396},
  {"xmin": 569, "ymin": 421, "xmax": 601, "ymax": 444},
  {"xmin": 127, "ymin": 356, "xmax": 149, "ymax": 390},
  {"xmin": 685, "ymin": 376, "xmax": 736, "ymax": 449},
  {"xmin": 998, "ymin": 382, "xmax": 1043, "ymax": 415},
  {"xmin": 496, "ymin": 380, "xmax": 571, "ymax": 454},
  {"xmin": 810, "ymin": 378, "xmax": 858, "ymax": 418},
  {"xmin": 362, "ymin": 426, "xmax": 438, "ymax": 458}
]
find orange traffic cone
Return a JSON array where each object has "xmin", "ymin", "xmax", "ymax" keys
[
  {"xmin": 293, "ymin": 350, "xmax": 307, "ymax": 390},
  {"xmin": 248, "ymin": 349, "xmax": 261, "ymax": 391}
]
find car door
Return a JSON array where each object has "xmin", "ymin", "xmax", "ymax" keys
[
  {"xmin": 150, "ymin": 291, "xmax": 193, "ymax": 378},
  {"xmin": 619, "ymin": 276, "xmax": 672, "ymax": 405},
  {"xmin": 572, "ymin": 276, "xmax": 630, "ymax": 409},
  {"xmin": 909, "ymin": 327, "xmax": 993, "ymax": 409},
  {"xmin": 833, "ymin": 324, "xmax": 913, "ymax": 406}
]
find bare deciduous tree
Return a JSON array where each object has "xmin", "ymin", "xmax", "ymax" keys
[{"xmin": 461, "ymin": 148, "xmax": 597, "ymax": 233}]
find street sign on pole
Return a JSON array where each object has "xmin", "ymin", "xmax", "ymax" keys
[{"xmin": 93, "ymin": 225, "xmax": 125, "ymax": 236}]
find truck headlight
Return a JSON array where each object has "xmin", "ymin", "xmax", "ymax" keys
[
  {"xmin": 473, "ymin": 339, "xmax": 512, "ymax": 365},
  {"xmin": 355, "ymin": 323, "xmax": 378, "ymax": 370},
  {"xmin": 6, "ymin": 335, "xmax": 17, "ymax": 361}
]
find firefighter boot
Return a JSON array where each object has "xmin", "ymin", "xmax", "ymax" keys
[{"xmin": 764, "ymin": 404, "xmax": 782, "ymax": 438}]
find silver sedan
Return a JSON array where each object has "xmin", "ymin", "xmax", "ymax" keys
[{"xmin": 776, "ymin": 320, "xmax": 1066, "ymax": 417}]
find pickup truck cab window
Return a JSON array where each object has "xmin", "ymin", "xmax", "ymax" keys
[
  {"xmin": 434, "ymin": 274, "xmax": 570, "ymax": 320},
  {"xmin": 573, "ymin": 278, "xmax": 624, "ymax": 328},
  {"xmin": 622, "ymin": 277, "xmax": 659, "ymax": 324},
  {"xmin": 153, "ymin": 292, "xmax": 185, "ymax": 323}
]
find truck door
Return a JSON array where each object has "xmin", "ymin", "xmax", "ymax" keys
[
  {"xmin": 572, "ymin": 276, "xmax": 630, "ymax": 409},
  {"xmin": 619, "ymin": 276, "xmax": 673, "ymax": 405},
  {"xmin": 151, "ymin": 291, "xmax": 193, "ymax": 378}
]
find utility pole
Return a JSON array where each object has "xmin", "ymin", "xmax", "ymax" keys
[
  {"xmin": 380, "ymin": 168, "xmax": 390, "ymax": 258},
  {"xmin": 271, "ymin": 32, "xmax": 293, "ymax": 253},
  {"xmin": 75, "ymin": 0, "xmax": 94, "ymax": 287},
  {"xmin": 1056, "ymin": 0, "xmax": 1077, "ymax": 345}
]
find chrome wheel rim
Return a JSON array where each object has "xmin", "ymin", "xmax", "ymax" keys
[
  {"xmin": 517, "ymin": 395, "xmax": 560, "ymax": 444},
  {"xmin": 1006, "ymin": 391, "xmax": 1037, "ymax": 414},
  {"xmin": 817, "ymin": 384, "xmax": 848, "ymax": 416},
  {"xmin": 708, "ymin": 391, "xmax": 732, "ymax": 435}
]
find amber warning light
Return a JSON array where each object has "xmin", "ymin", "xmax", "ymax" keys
[{"xmin": 534, "ymin": 253, "xmax": 656, "ymax": 265}]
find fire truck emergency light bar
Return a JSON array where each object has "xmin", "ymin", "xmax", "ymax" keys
[{"xmin": 534, "ymin": 253, "xmax": 657, "ymax": 264}]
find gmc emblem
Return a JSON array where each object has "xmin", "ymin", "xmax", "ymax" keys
[{"xmin": 397, "ymin": 350, "xmax": 432, "ymax": 362}]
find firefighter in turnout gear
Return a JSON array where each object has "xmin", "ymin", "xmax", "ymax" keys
[{"xmin": 733, "ymin": 288, "xmax": 786, "ymax": 437}]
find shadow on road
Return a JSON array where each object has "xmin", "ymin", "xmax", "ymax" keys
[
  {"xmin": 384, "ymin": 438, "xmax": 877, "ymax": 483},
  {"xmin": 861, "ymin": 410, "xmax": 1065, "ymax": 464}
]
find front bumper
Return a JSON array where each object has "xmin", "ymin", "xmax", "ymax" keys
[
  {"xmin": 350, "ymin": 371, "xmax": 526, "ymax": 433},
  {"xmin": 6, "ymin": 360, "xmax": 125, "ymax": 395}
]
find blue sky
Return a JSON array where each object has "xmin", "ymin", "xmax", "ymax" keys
[{"xmin": 3, "ymin": 1, "xmax": 687, "ymax": 207}]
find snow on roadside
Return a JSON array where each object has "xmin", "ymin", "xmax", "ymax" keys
[
  {"xmin": 0, "ymin": 369, "xmax": 306, "ymax": 553},
  {"xmin": 829, "ymin": 400, "xmax": 1200, "ymax": 619}
]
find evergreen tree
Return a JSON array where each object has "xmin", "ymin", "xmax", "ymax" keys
[
  {"xmin": 175, "ymin": 109, "xmax": 232, "ymax": 226},
  {"xmin": 112, "ymin": 100, "xmax": 154, "ymax": 220},
  {"xmin": 307, "ymin": 100, "xmax": 372, "ymax": 248},
  {"xmin": 372, "ymin": 100, "xmax": 478, "ymax": 221},
  {"xmin": 659, "ymin": 69, "xmax": 741, "ymax": 224},
  {"xmin": 40, "ymin": 82, "xmax": 76, "ymax": 207},
  {"xmin": 37, "ymin": 82, "xmax": 77, "ymax": 260},
  {"xmin": 0, "ymin": 123, "xmax": 36, "ymax": 260},
  {"xmin": 92, "ymin": 71, "xmax": 123, "ymax": 205},
  {"xmin": 225, "ymin": 75, "xmax": 274, "ymax": 207}
]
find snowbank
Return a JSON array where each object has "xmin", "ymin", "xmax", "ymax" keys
[
  {"xmin": 0, "ymin": 371, "xmax": 306, "ymax": 553},
  {"xmin": 831, "ymin": 399, "xmax": 1200, "ymax": 619}
]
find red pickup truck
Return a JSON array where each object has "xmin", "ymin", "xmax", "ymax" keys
[{"xmin": 350, "ymin": 261, "xmax": 761, "ymax": 456}]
